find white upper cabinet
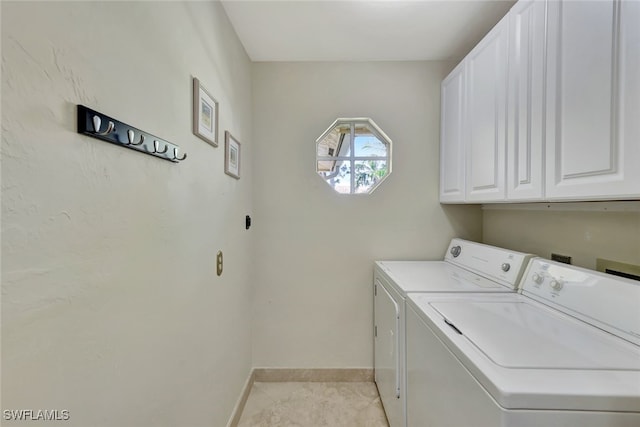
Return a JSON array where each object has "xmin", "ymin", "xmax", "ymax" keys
[
  {"xmin": 465, "ymin": 16, "xmax": 509, "ymax": 202},
  {"xmin": 440, "ymin": 62, "xmax": 466, "ymax": 203},
  {"xmin": 545, "ymin": 0, "xmax": 640, "ymax": 200},
  {"xmin": 507, "ymin": 0, "xmax": 546, "ymax": 201},
  {"xmin": 440, "ymin": 0, "xmax": 639, "ymax": 203}
]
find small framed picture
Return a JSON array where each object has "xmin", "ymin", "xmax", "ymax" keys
[
  {"xmin": 224, "ymin": 131, "xmax": 241, "ymax": 179},
  {"xmin": 192, "ymin": 77, "xmax": 219, "ymax": 147}
]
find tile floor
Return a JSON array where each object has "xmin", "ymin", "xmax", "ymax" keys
[{"xmin": 237, "ymin": 382, "xmax": 389, "ymax": 427}]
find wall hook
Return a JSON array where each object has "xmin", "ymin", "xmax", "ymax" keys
[
  {"xmin": 152, "ymin": 140, "xmax": 168, "ymax": 154},
  {"xmin": 132, "ymin": 134, "xmax": 145, "ymax": 146},
  {"xmin": 78, "ymin": 105, "xmax": 183, "ymax": 165},
  {"xmin": 173, "ymin": 147, "xmax": 187, "ymax": 161},
  {"xmin": 127, "ymin": 130, "xmax": 144, "ymax": 146},
  {"xmin": 92, "ymin": 115, "xmax": 115, "ymax": 136}
]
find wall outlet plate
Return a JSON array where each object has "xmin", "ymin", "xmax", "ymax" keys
[{"xmin": 216, "ymin": 251, "xmax": 223, "ymax": 276}]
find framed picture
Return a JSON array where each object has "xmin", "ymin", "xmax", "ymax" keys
[
  {"xmin": 192, "ymin": 77, "xmax": 219, "ymax": 147},
  {"xmin": 224, "ymin": 131, "xmax": 241, "ymax": 179}
]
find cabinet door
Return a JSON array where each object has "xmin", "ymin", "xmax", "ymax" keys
[
  {"xmin": 507, "ymin": 0, "xmax": 546, "ymax": 201},
  {"xmin": 440, "ymin": 62, "xmax": 466, "ymax": 203},
  {"xmin": 545, "ymin": 0, "xmax": 640, "ymax": 200},
  {"xmin": 465, "ymin": 16, "xmax": 509, "ymax": 202}
]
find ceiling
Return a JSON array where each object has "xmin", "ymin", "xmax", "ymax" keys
[{"xmin": 221, "ymin": 0, "xmax": 516, "ymax": 62}]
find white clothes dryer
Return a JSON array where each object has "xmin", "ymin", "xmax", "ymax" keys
[
  {"xmin": 374, "ymin": 239, "xmax": 533, "ymax": 427},
  {"xmin": 406, "ymin": 258, "xmax": 640, "ymax": 427}
]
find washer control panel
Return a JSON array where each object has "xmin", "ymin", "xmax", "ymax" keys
[
  {"xmin": 521, "ymin": 258, "xmax": 640, "ymax": 345},
  {"xmin": 525, "ymin": 266, "xmax": 567, "ymax": 295}
]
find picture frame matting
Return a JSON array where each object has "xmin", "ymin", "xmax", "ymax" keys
[
  {"xmin": 192, "ymin": 77, "xmax": 219, "ymax": 147},
  {"xmin": 224, "ymin": 130, "xmax": 241, "ymax": 179}
]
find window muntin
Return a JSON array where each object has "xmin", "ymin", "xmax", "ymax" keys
[{"xmin": 316, "ymin": 118, "xmax": 392, "ymax": 194}]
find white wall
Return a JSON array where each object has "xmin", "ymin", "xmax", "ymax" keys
[
  {"xmin": 251, "ymin": 61, "xmax": 482, "ymax": 368},
  {"xmin": 1, "ymin": 2, "xmax": 252, "ymax": 426}
]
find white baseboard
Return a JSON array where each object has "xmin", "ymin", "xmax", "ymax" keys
[
  {"xmin": 226, "ymin": 368, "xmax": 374, "ymax": 426},
  {"xmin": 253, "ymin": 368, "xmax": 374, "ymax": 382},
  {"xmin": 226, "ymin": 369, "xmax": 255, "ymax": 427}
]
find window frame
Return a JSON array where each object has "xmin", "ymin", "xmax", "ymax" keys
[{"xmin": 315, "ymin": 118, "xmax": 392, "ymax": 194}]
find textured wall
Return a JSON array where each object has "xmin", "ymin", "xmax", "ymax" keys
[
  {"xmin": 483, "ymin": 206, "xmax": 640, "ymax": 270},
  {"xmin": 1, "ymin": 2, "xmax": 253, "ymax": 426},
  {"xmin": 251, "ymin": 61, "xmax": 483, "ymax": 368}
]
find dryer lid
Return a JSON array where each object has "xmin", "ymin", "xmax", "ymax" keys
[
  {"xmin": 378, "ymin": 261, "xmax": 508, "ymax": 293},
  {"xmin": 430, "ymin": 301, "xmax": 640, "ymax": 370}
]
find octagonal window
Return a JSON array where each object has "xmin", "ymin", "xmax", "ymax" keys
[{"xmin": 316, "ymin": 118, "xmax": 392, "ymax": 194}]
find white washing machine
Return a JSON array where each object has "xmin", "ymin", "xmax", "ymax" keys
[
  {"xmin": 374, "ymin": 239, "xmax": 533, "ymax": 427},
  {"xmin": 406, "ymin": 258, "xmax": 640, "ymax": 427}
]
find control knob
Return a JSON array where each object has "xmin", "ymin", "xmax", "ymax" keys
[
  {"xmin": 450, "ymin": 246, "xmax": 461, "ymax": 258},
  {"xmin": 549, "ymin": 278, "xmax": 564, "ymax": 291},
  {"xmin": 501, "ymin": 263, "xmax": 511, "ymax": 272},
  {"xmin": 532, "ymin": 273, "xmax": 544, "ymax": 284}
]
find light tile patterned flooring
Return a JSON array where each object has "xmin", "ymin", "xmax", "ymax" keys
[{"xmin": 237, "ymin": 382, "xmax": 390, "ymax": 427}]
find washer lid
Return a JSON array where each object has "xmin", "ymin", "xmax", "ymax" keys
[{"xmin": 431, "ymin": 301, "xmax": 640, "ymax": 370}]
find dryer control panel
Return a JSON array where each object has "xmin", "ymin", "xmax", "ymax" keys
[
  {"xmin": 521, "ymin": 258, "xmax": 640, "ymax": 346},
  {"xmin": 444, "ymin": 239, "xmax": 533, "ymax": 290}
]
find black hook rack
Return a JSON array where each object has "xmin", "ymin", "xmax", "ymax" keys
[{"xmin": 77, "ymin": 105, "xmax": 187, "ymax": 163}]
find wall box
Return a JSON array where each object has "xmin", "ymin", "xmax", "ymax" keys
[
  {"xmin": 192, "ymin": 77, "xmax": 219, "ymax": 147},
  {"xmin": 224, "ymin": 131, "xmax": 241, "ymax": 179},
  {"xmin": 596, "ymin": 258, "xmax": 640, "ymax": 281}
]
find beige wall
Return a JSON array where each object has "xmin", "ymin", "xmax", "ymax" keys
[
  {"xmin": 5, "ymin": 3, "xmax": 637, "ymax": 424},
  {"xmin": 251, "ymin": 61, "xmax": 482, "ymax": 368},
  {"xmin": 1, "ymin": 2, "xmax": 252, "ymax": 426},
  {"xmin": 483, "ymin": 205, "xmax": 640, "ymax": 270}
]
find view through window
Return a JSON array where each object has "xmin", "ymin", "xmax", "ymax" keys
[{"xmin": 316, "ymin": 118, "xmax": 392, "ymax": 194}]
